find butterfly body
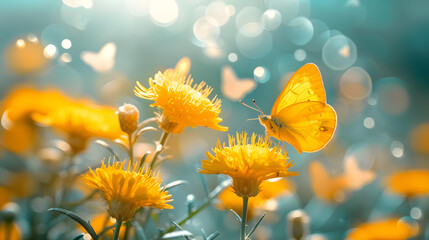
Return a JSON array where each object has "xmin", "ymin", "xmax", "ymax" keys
[{"xmin": 257, "ymin": 63, "xmax": 337, "ymax": 153}]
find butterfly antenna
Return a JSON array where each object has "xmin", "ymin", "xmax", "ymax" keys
[
  {"xmin": 252, "ymin": 99, "xmax": 264, "ymax": 114},
  {"xmin": 239, "ymin": 100, "xmax": 263, "ymax": 114}
]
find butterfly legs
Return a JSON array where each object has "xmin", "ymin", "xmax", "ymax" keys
[{"xmin": 244, "ymin": 118, "xmax": 259, "ymax": 131}]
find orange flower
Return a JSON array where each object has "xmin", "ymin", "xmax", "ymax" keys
[
  {"xmin": 386, "ymin": 170, "xmax": 429, "ymax": 197},
  {"xmin": 346, "ymin": 218, "xmax": 418, "ymax": 240}
]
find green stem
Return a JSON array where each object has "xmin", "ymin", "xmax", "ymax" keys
[
  {"xmin": 123, "ymin": 221, "xmax": 131, "ymax": 240},
  {"xmin": 113, "ymin": 219, "xmax": 123, "ymax": 240},
  {"xmin": 240, "ymin": 197, "xmax": 249, "ymax": 240},
  {"xmin": 128, "ymin": 133, "xmax": 134, "ymax": 165},
  {"xmin": 149, "ymin": 131, "xmax": 170, "ymax": 171}
]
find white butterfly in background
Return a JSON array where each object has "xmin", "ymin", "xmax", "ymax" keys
[
  {"xmin": 343, "ymin": 156, "xmax": 376, "ymax": 190},
  {"xmin": 81, "ymin": 42, "xmax": 116, "ymax": 72},
  {"xmin": 221, "ymin": 66, "xmax": 257, "ymax": 101}
]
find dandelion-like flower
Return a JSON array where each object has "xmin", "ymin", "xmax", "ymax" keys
[
  {"xmin": 134, "ymin": 70, "xmax": 228, "ymax": 134},
  {"xmin": 83, "ymin": 160, "xmax": 173, "ymax": 221},
  {"xmin": 34, "ymin": 101, "xmax": 126, "ymax": 153},
  {"xmin": 199, "ymin": 132, "xmax": 298, "ymax": 198}
]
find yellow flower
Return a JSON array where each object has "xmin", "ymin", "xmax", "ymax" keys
[
  {"xmin": 83, "ymin": 160, "xmax": 173, "ymax": 221},
  {"xmin": 217, "ymin": 179, "xmax": 294, "ymax": 219},
  {"xmin": 33, "ymin": 101, "xmax": 126, "ymax": 153},
  {"xmin": 0, "ymin": 87, "xmax": 69, "ymax": 153},
  {"xmin": 199, "ymin": 132, "xmax": 298, "ymax": 197},
  {"xmin": 134, "ymin": 70, "xmax": 228, "ymax": 134},
  {"xmin": 386, "ymin": 169, "xmax": 429, "ymax": 197},
  {"xmin": 346, "ymin": 218, "xmax": 418, "ymax": 240}
]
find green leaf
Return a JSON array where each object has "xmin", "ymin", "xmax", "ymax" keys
[
  {"xmin": 72, "ymin": 233, "xmax": 84, "ymax": 240},
  {"xmin": 95, "ymin": 140, "xmax": 120, "ymax": 160},
  {"xmin": 246, "ymin": 212, "xmax": 267, "ymax": 239},
  {"xmin": 230, "ymin": 209, "xmax": 242, "ymax": 223},
  {"xmin": 207, "ymin": 231, "xmax": 220, "ymax": 240},
  {"xmin": 48, "ymin": 208, "xmax": 98, "ymax": 240},
  {"xmin": 162, "ymin": 230, "xmax": 193, "ymax": 239},
  {"xmin": 208, "ymin": 179, "xmax": 231, "ymax": 199},
  {"xmin": 164, "ymin": 180, "xmax": 188, "ymax": 191}
]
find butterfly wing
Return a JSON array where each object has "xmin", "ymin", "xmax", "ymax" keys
[
  {"xmin": 274, "ymin": 101, "xmax": 336, "ymax": 153},
  {"xmin": 271, "ymin": 63, "xmax": 326, "ymax": 116},
  {"xmin": 221, "ymin": 66, "xmax": 256, "ymax": 101}
]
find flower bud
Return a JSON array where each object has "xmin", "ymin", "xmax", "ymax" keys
[
  {"xmin": 117, "ymin": 103, "xmax": 139, "ymax": 134},
  {"xmin": 287, "ymin": 209, "xmax": 310, "ymax": 240}
]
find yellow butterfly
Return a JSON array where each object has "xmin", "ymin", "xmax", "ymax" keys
[{"xmin": 255, "ymin": 63, "xmax": 337, "ymax": 153}]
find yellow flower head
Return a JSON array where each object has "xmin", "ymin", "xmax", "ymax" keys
[
  {"xmin": 33, "ymin": 101, "xmax": 126, "ymax": 153},
  {"xmin": 386, "ymin": 169, "xmax": 429, "ymax": 198},
  {"xmin": 134, "ymin": 70, "xmax": 228, "ymax": 134},
  {"xmin": 83, "ymin": 160, "xmax": 173, "ymax": 221},
  {"xmin": 199, "ymin": 132, "xmax": 298, "ymax": 197},
  {"xmin": 346, "ymin": 218, "xmax": 418, "ymax": 240}
]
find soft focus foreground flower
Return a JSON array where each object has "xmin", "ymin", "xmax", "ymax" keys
[
  {"xmin": 386, "ymin": 169, "xmax": 429, "ymax": 197},
  {"xmin": 83, "ymin": 160, "xmax": 173, "ymax": 221},
  {"xmin": 33, "ymin": 101, "xmax": 126, "ymax": 153},
  {"xmin": 346, "ymin": 218, "xmax": 418, "ymax": 240},
  {"xmin": 217, "ymin": 179, "xmax": 294, "ymax": 219},
  {"xmin": 199, "ymin": 132, "xmax": 298, "ymax": 197},
  {"xmin": 134, "ymin": 70, "xmax": 227, "ymax": 134},
  {"xmin": 0, "ymin": 87, "xmax": 69, "ymax": 153},
  {"xmin": 0, "ymin": 222, "xmax": 21, "ymax": 240}
]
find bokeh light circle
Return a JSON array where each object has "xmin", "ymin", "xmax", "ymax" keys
[
  {"xmin": 266, "ymin": 0, "xmax": 299, "ymax": 23},
  {"xmin": 235, "ymin": 7, "xmax": 261, "ymax": 29},
  {"xmin": 287, "ymin": 17, "xmax": 314, "ymax": 46},
  {"xmin": 205, "ymin": 1, "xmax": 230, "ymax": 26},
  {"xmin": 339, "ymin": 67, "xmax": 372, "ymax": 100},
  {"xmin": 374, "ymin": 77, "xmax": 409, "ymax": 115},
  {"xmin": 253, "ymin": 66, "xmax": 270, "ymax": 83},
  {"xmin": 236, "ymin": 24, "xmax": 272, "ymax": 59},
  {"xmin": 322, "ymin": 35, "xmax": 357, "ymax": 70},
  {"xmin": 306, "ymin": 19, "xmax": 330, "ymax": 52},
  {"xmin": 261, "ymin": 9, "xmax": 282, "ymax": 31},
  {"xmin": 193, "ymin": 17, "xmax": 220, "ymax": 43},
  {"xmin": 363, "ymin": 117, "xmax": 374, "ymax": 129},
  {"xmin": 228, "ymin": 53, "xmax": 238, "ymax": 62},
  {"xmin": 294, "ymin": 49, "xmax": 306, "ymax": 61},
  {"xmin": 149, "ymin": 0, "xmax": 179, "ymax": 27}
]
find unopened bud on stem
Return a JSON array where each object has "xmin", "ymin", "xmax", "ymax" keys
[{"xmin": 117, "ymin": 103, "xmax": 139, "ymax": 134}]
